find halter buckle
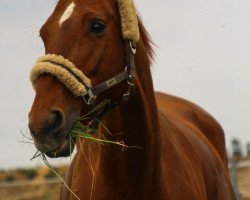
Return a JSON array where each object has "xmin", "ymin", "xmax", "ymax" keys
[{"xmin": 83, "ymin": 89, "xmax": 96, "ymax": 105}]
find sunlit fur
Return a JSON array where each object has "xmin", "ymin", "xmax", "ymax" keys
[{"xmin": 28, "ymin": 0, "xmax": 236, "ymax": 199}]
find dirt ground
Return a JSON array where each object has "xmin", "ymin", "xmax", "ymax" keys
[
  {"xmin": 0, "ymin": 183, "xmax": 61, "ymax": 200},
  {"xmin": 238, "ymin": 167, "xmax": 250, "ymax": 200},
  {"xmin": 0, "ymin": 166, "xmax": 67, "ymax": 200},
  {"xmin": 0, "ymin": 161, "xmax": 249, "ymax": 200}
]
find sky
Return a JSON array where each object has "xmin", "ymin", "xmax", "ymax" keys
[{"xmin": 0, "ymin": 0, "xmax": 250, "ymax": 169}]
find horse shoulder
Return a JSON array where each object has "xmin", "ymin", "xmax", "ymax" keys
[
  {"xmin": 155, "ymin": 91, "xmax": 228, "ymax": 166},
  {"xmin": 158, "ymin": 111, "xmax": 235, "ymax": 200}
]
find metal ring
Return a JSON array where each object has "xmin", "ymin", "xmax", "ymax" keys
[
  {"xmin": 83, "ymin": 89, "xmax": 97, "ymax": 105},
  {"xmin": 129, "ymin": 41, "xmax": 137, "ymax": 54},
  {"xmin": 127, "ymin": 80, "xmax": 134, "ymax": 86}
]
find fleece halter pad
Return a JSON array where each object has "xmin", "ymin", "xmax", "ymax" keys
[
  {"xmin": 117, "ymin": 0, "xmax": 140, "ymax": 43},
  {"xmin": 30, "ymin": 54, "xmax": 91, "ymax": 97}
]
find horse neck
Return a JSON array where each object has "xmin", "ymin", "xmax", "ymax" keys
[
  {"xmin": 105, "ymin": 39, "xmax": 159, "ymax": 147},
  {"xmin": 105, "ymin": 77, "xmax": 159, "ymax": 147},
  {"xmin": 98, "ymin": 47, "xmax": 161, "ymax": 194}
]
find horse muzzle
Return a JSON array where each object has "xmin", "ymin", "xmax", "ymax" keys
[{"xmin": 29, "ymin": 109, "xmax": 76, "ymax": 158}]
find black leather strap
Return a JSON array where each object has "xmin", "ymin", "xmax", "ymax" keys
[
  {"xmin": 127, "ymin": 42, "xmax": 136, "ymax": 78},
  {"xmin": 92, "ymin": 70, "xmax": 129, "ymax": 96}
]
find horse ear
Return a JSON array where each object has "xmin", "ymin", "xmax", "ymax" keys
[{"xmin": 117, "ymin": 0, "xmax": 140, "ymax": 43}]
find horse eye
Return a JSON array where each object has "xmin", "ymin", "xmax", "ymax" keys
[{"xmin": 89, "ymin": 20, "xmax": 106, "ymax": 33}]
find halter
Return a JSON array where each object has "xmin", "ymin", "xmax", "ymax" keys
[
  {"xmin": 30, "ymin": 0, "xmax": 139, "ymax": 129},
  {"xmin": 83, "ymin": 41, "xmax": 136, "ymax": 105},
  {"xmin": 31, "ymin": 41, "xmax": 136, "ymax": 105}
]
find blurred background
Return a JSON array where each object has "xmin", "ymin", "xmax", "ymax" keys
[{"xmin": 0, "ymin": 0, "xmax": 250, "ymax": 199}]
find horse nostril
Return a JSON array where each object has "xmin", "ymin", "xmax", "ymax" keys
[
  {"xmin": 28, "ymin": 109, "xmax": 65, "ymax": 137},
  {"xmin": 49, "ymin": 109, "xmax": 64, "ymax": 133}
]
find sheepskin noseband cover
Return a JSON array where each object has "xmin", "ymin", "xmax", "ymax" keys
[{"xmin": 30, "ymin": 54, "xmax": 91, "ymax": 97}]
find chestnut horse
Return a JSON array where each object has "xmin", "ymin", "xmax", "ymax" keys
[{"xmin": 28, "ymin": 0, "xmax": 235, "ymax": 199}]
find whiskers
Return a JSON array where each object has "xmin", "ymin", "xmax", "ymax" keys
[{"xmin": 19, "ymin": 130, "xmax": 34, "ymax": 145}]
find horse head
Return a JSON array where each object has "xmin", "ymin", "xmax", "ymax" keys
[{"xmin": 28, "ymin": 0, "xmax": 140, "ymax": 158}]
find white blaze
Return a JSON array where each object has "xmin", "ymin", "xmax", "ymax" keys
[{"xmin": 59, "ymin": 3, "xmax": 75, "ymax": 26}]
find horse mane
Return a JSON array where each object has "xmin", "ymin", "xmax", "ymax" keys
[
  {"xmin": 134, "ymin": 15, "xmax": 158, "ymax": 119},
  {"xmin": 137, "ymin": 16, "xmax": 154, "ymax": 64}
]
